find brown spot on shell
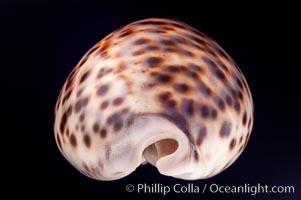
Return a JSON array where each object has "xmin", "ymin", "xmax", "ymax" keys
[
  {"xmin": 77, "ymin": 88, "xmax": 83, "ymax": 97},
  {"xmin": 114, "ymin": 120, "xmax": 123, "ymax": 132},
  {"xmin": 211, "ymin": 107, "xmax": 218, "ymax": 119},
  {"xmin": 234, "ymin": 100, "xmax": 241, "ymax": 112},
  {"xmin": 79, "ymin": 70, "xmax": 90, "ymax": 84},
  {"xmin": 158, "ymin": 91, "xmax": 171, "ymax": 103},
  {"xmin": 229, "ymin": 138, "xmax": 237, "ymax": 150},
  {"xmin": 145, "ymin": 57, "xmax": 163, "ymax": 68},
  {"xmin": 60, "ymin": 112, "xmax": 67, "ymax": 133},
  {"xmin": 132, "ymin": 50, "xmax": 145, "ymax": 56},
  {"xmin": 74, "ymin": 97, "xmax": 89, "ymax": 113},
  {"xmin": 216, "ymin": 97, "xmax": 225, "ymax": 111},
  {"xmin": 119, "ymin": 29, "xmax": 133, "ymax": 38},
  {"xmin": 156, "ymin": 74, "xmax": 173, "ymax": 83},
  {"xmin": 133, "ymin": 38, "xmax": 150, "ymax": 45},
  {"xmin": 100, "ymin": 101, "xmax": 109, "ymax": 110},
  {"xmin": 145, "ymin": 45, "xmax": 159, "ymax": 51},
  {"xmin": 174, "ymin": 83, "xmax": 190, "ymax": 93},
  {"xmin": 180, "ymin": 49, "xmax": 195, "ymax": 57},
  {"xmin": 164, "ymin": 65, "xmax": 182, "ymax": 73},
  {"xmin": 93, "ymin": 123, "xmax": 99, "ymax": 133},
  {"xmin": 112, "ymin": 97, "xmax": 124, "ymax": 106},
  {"xmin": 225, "ymin": 95, "xmax": 233, "ymax": 106},
  {"xmin": 100, "ymin": 128, "xmax": 107, "ymax": 138},
  {"xmin": 239, "ymin": 136, "xmax": 243, "ymax": 143},
  {"xmin": 66, "ymin": 105, "xmax": 73, "ymax": 116},
  {"xmin": 181, "ymin": 98, "xmax": 194, "ymax": 116},
  {"xmin": 199, "ymin": 104, "xmax": 209, "ymax": 118},
  {"xmin": 188, "ymin": 63, "xmax": 203, "ymax": 73},
  {"xmin": 242, "ymin": 111, "xmax": 247, "ymax": 126},
  {"xmin": 70, "ymin": 134, "xmax": 77, "ymax": 148},
  {"xmin": 97, "ymin": 84, "xmax": 109, "ymax": 96},
  {"xmin": 198, "ymin": 81, "xmax": 212, "ymax": 96},
  {"xmin": 81, "ymin": 125, "xmax": 85, "ymax": 132},
  {"xmin": 66, "ymin": 128, "xmax": 70, "ymax": 137},
  {"xmin": 83, "ymin": 134, "xmax": 91, "ymax": 148},
  {"xmin": 159, "ymin": 39, "xmax": 176, "ymax": 46},
  {"xmin": 196, "ymin": 126, "xmax": 207, "ymax": 146},
  {"xmin": 79, "ymin": 113, "xmax": 85, "ymax": 122},
  {"xmin": 220, "ymin": 121, "xmax": 232, "ymax": 138}
]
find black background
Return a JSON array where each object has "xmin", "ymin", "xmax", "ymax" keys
[{"xmin": 2, "ymin": 1, "xmax": 300, "ymax": 199}]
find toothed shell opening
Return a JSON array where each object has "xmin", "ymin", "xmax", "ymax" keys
[{"xmin": 98, "ymin": 115, "xmax": 200, "ymax": 180}]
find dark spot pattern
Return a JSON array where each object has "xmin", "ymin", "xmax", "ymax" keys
[
  {"xmin": 159, "ymin": 39, "xmax": 175, "ymax": 46},
  {"xmin": 100, "ymin": 129, "xmax": 107, "ymax": 138},
  {"xmin": 79, "ymin": 71, "xmax": 90, "ymax": 84},
  {"xmin": 60, "ymin": 112, "xmax": 67, "ymax": 133},
  {"xmin": 145, "ymin": 45, "xmax": 159, "ymax": 51},
  {"xmin": 156, "ymin": 74, "xmax": 172, "ymax": 83},
  {"xmin": 194, "ymin": 150, "xmax": 199, "ymax": 161},
  {"xmin": 164, "ymin": 65, "xmax": 182, "ymax": 73},
  {"xmin": 161, "ymin": 109, "xmax": 191, "ymax": 141},
  {"xmin": 119, "ymin": 29, "xmax": 133, "ymax": 38},
  {"xmin": 166, "ymin": 100, "xmax": 177, "ymax": 108},
  {"xmin": 217, "ymin": 60, "xmax": 229, "ymax": 72},
  {"xmin": 77, "ymin": 88, "xmax": 83, "ymax": 97},
  {"xmin": 183, "ymin": 69, "xmax": 198, "ymax": 80},
  {"xmin": 114, "ymin": 121, "xmax": 123, "ymax": 131},
  {"xmin": 185, "ymin": 34, "xmax": 206, "ymax": 46},
  {"xmin": 220, "ymin": 121, "xmax": 232, "ymax": 138},
  {"xmin": 121, "ymin": 108, "xmax": 129, "ymax": 114},
  {"xmin": 181, "ymin": 99, "xmax": 194, "ymax": 116},
  {"xmin": 202, "ymin": 56, "xmax": 226, "ymax": 82},
  {"xmin": 82, "ymin": 97, "xmax": 89, "ymax": 107},
  {"xmin": 248, "ymin": 118, "xmax": 252, "ymax": 130},
  {"xmin": 132, "ymin": 50, "xmax": 145, "ymax": 56},
  {"xmin": 235, "ymin": 90, "xmax": 244, "ymax": 102},
  {"xmin": 93, "ymin": 123, "xmax": 99, "ymax": 133},
  {"xmin": 199, "ymin": 104, "xmax": 209, "ymax": 118},
  {"xmin": 229, "ymin": 138, "xmax": 236, "ymax": 150},
  {"xmin": 145, "ymin": 57, "xmax": 163, "ymax": 68},
  {"xmin": 70, "ymin": 134, "xmax": 77, "ymax": 148},
  {"xmin": 174, "ymin": 83, "xmax": 190, "ymax": 93},
  {"xmin": 234, "ymin": 101, "xmax": 241, "ymax": 112},
  {"xmin": 158, "ymin": 92, "xmax": 171, "ymax": 103},
  {"xmin": 74, "ymin": 97, "xmax": 89, "ymax": 114},
  {"xmin": 83, "ymin": 134, "xmax": 91, "ymax": 148},
  {"xmin": 180, "ymin": 49, "xmax": 194, "ymax": 57},
  {"xmin": 225, "ymin": 95, "xmax": 233, "ymax": 106},
  {"xmin": 113, "ymin": 97, "xmax": 124, "ymax": 106},
  {"xmin": 216, "ymin": 97, "xmax": 225, "ymax": 110},
  {"xmin": 239, "ymin": 136, "xmax": 243, "ymax": 143},
  {"xmin": 66, "ymin": 105, "xmax": 73, "ymax": 116},
  {"xmin": 198, "ymin": 81, "xmax": 212, "ymax": 96},
  {"xmin": 79, "ymin": 113, "xmax": 85, "ymax": 122},
  {"xmin": 75, "ymin": 100, "xmax": 82, "ymax": 113},
  {"xmin": 133, "ymin": 38, "xmax": 150, "ymax": 45},
  {"xmin": 188, "ymin": 63, "xmax": 203, "ymax": 73},
  {"xmin": 62, "ymin": 90, "xmax": 71, "ymax": 105},
  {"xmin": 196, "ymin": 126, "xmax": 207, "ymax": 146},
  {"xmin": 66, "ymin": 128, "xmax": 70, "ymax": 137},
  {"xmin": 211, "ymin": 108, "xmax": 217, "ymax": 119},
  {"xmin": 242, "ymin": 112, "xmax": 247, "ymax": 125},
  {"xmin": 97, "ymin": 84, "xmax": 109, "ymax": 96},
  {"xmin": 100, "ymin": 101, "xmax": 109, "ymax": 110}
]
